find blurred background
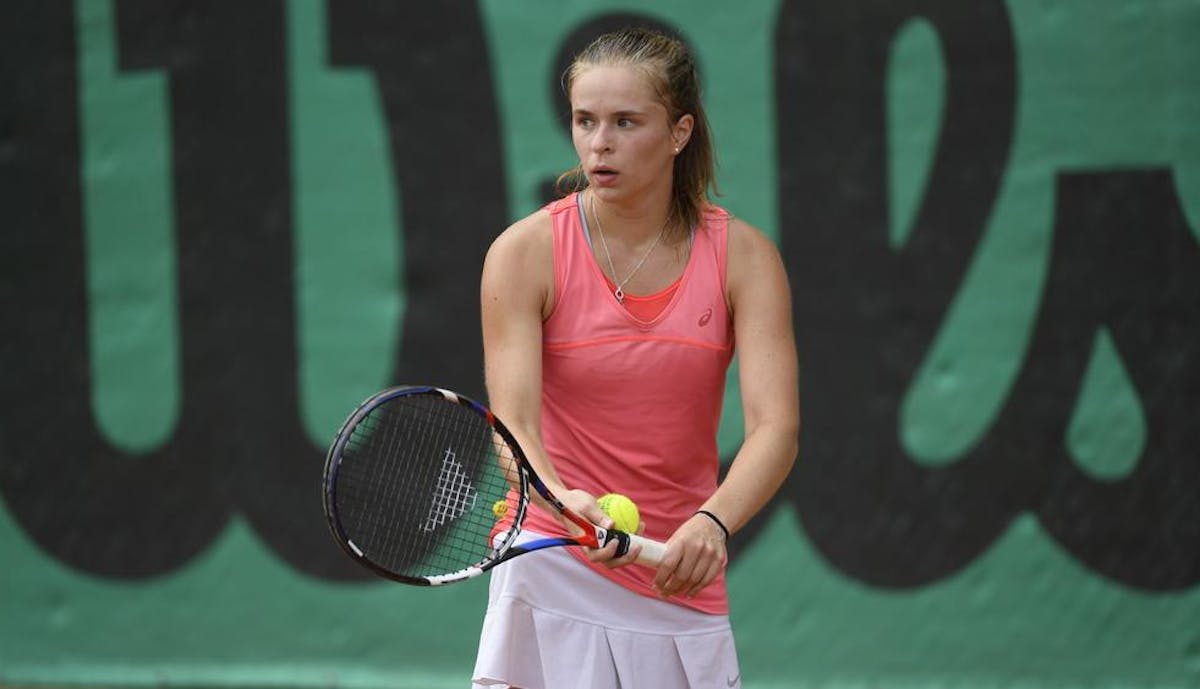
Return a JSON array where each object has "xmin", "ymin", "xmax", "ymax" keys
[{"xmin": 2, "ymin": 0, "xmax": 1198, "ymax": 687}]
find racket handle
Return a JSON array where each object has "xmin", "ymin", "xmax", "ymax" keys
[{"xmin": 628, "ymin": 533, "xmax": 667, "ymax": 567}]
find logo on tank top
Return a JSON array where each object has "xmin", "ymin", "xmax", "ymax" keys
[{"xmin": 698, "ymin": 307, "xmax": 713, "ymax": 327}]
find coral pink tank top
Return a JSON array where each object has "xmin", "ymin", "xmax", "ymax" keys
[{"xmin": 523, "ymin": 192, "xmax": 734, "ymax": 614}]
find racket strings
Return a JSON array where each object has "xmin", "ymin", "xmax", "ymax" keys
[
  {"xmin": 334, "ymin": 394, "xmax": 517, "ymax": 579},
  {"xmin": 359, "ymin": 406, "xmax": 408, "ymax": 559},
  {"xmin": 422, "ymin": 447, "xmax": 479, "ymax": 532}
]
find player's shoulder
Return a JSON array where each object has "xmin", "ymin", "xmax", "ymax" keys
[
  {"xmin": 483, "ymin": 205, "xmax": 556, "ymax": 312},
  {"xmin": 490, "ymin": 205, "xmax": 552, "ymax": 254},
  {"xmin": 723, "ymin": 212, "xmax": 779, "ymax": 259},
  {"xmin": 723, "ymin": 211, "xmax": 787, "ymax": 300}
]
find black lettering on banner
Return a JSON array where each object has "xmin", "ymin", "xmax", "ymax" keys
[
  {"xmin": 774, "ymin": 0, "xmax": 1199, "ymax": 589},
  {"xmin": 327, "ymin": 0, "xmax": 505, "ymax": 401},
  {"xmin": 773, "ymin": 0, "xmax": 1023, "ymax": 583},
  {"xmin": 1, "ymin": 1, "xmax": 1193, "ymax": 588},
  {"xmin": 0, "ymin": 0, "xmax": 231, "ymax": 578},
  {"xmin": 1021, "ymin": 171, "xmax": 1199, "ymax": 590},
  {"xmin": 115, "ymin": 0, "xmax": 339, "ymax": 578},
  {"xmin": 0, "ymin": 0, "xmax": 507, "ymax": 580}
]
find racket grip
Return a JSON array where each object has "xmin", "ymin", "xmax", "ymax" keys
[{"xmin": 628, "ymin": 533, "xmax": 666, "ymax": 566}]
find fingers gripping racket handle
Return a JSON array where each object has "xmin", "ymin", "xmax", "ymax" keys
[{"xmin": 604, "ymin": 530, "xmax": 667, "ymax": 567}]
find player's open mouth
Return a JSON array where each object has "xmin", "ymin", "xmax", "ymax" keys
[{"xmin": 591, "ymin": 167, "xmax": 618, "ymax": 184}]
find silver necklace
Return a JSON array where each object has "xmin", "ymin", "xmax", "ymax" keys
[{"xmin": 590, "ymin": 192, "xmax": 666, "ymax": 303}]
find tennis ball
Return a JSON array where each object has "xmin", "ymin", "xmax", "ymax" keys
[
  {"xmin": 492, "ymin": 499, "xmax": 508, "ymax": 518},
  {"xmin": 597, "ymin": 493, "xmax": 640, "ymax": 533}
]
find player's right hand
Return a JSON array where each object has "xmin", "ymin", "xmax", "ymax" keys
[{"xmin": 557, "ymin": 489, "xmax": 643, "ymax": 569}]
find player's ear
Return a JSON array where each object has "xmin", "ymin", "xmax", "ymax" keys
[{"xmin": 671, "ymin": 113, "xmax": 694, "ymax": 153}]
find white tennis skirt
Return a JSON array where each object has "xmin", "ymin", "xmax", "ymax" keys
[{"xmin": 471, "ymin": 531, "xmax": 741, "ymax": 689}]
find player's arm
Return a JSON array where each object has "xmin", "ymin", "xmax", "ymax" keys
[
  {"xmin": 480, "ymin": 211, "xmax": 614, "ymax": 531},
  {"xmin": 705, "ymin": 217, "xmax": 800, "ymax": 537},
  {"xmin": 654, "ymin": 217, "xmax": 800, "ymax": 597},
  {"xmin": 481, "ymin": 210, "xmax": 559, "ymax": 492}
]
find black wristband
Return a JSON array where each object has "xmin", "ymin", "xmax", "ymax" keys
[{"xmin": 694, "ymin": 510, "xmax": 729, "ymax": 541}]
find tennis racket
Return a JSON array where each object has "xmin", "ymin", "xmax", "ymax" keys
[{"xmin": 322, "ymin": 385, "xmax": 667, "ymax": 585}]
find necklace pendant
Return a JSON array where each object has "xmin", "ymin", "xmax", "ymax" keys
[{"xmin": 613, "ymin": 287, "xmax": 625, "ymax": 303}]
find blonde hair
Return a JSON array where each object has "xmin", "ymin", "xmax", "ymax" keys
[{"xmin": 558, "ymin": 26, "xmax": 718, "ymax": 241}]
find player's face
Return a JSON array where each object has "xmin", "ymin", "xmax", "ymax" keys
[{"xmin": 570, "ymin": 64, "xmax": 691, "ymax": 208}]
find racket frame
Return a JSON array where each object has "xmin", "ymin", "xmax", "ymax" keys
[{"xmin": 323, "ymin": 385, "xmax": 661, "ymax": 586}]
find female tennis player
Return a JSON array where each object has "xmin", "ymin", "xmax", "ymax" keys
[{"xmin": 473, "ymin": 26, "xmax": 799, "ymax": 689}]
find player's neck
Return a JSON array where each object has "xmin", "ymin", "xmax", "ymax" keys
[{"xmin": 589, "ymin": 188, "xmax": 673, "ymax": 243}]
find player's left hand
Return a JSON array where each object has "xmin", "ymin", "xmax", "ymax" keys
[{"xmin": 654, "ymin": 512, "xmax": 727, "ymax": 598}]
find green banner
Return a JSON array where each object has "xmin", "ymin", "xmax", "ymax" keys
[{"xmin": 1, "ymin": 1, "xmax": 1197, "ymax": 687}]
